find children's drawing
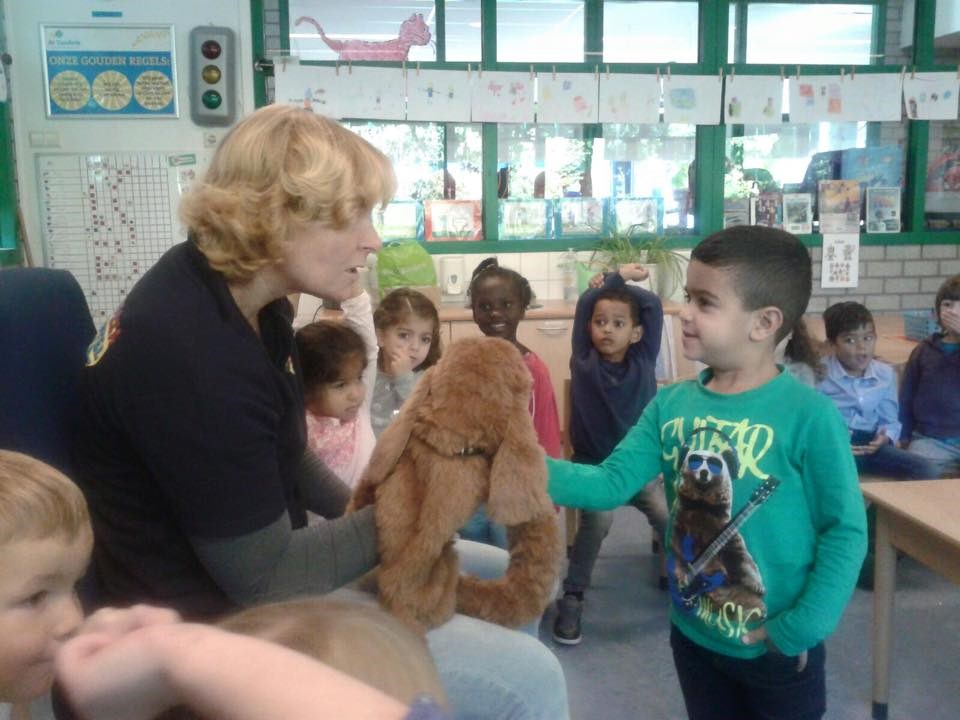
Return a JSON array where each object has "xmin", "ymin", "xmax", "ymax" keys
[
  {"xmin": 537, "ymin": 73, "xmax": 598, "ymax": 123},
  {"xmin": 903, "ymin": 73, "xmax": 960, "ymax": 120},
  {"xmin": 274, "ymin": 62, "xmax": 345, "ymax": 118},
  {"xmin": 598, "ymin": 74, "xmax": 661, "ymax": 123},
  {"xmin": 789, "ymin": 75, "xmax": 902, "ymax": 123},
  {"xmin": 663, "ymin": 76, "xmax": 722, "ymax": 125},
  {"xmin": 470, "ymin": 71, "xmax": 534, "ymax": 123},
  {"xmin": 334, "ymin": 67, "xmax": 406, "ymax": 119},
  {"xmin": 723, "ymin": 76, "xmax": 783, "ymax": 125},
  {"xmin": 294, "ymin": 13, "xmax": 431, "ymax": 61},
  {"xmin": 406, "ymin": 69, "xmax": 472, "ymax": 122},
  {"xmin": 425, "ymin": 200, "xmax": 482, "ymax": 241}
]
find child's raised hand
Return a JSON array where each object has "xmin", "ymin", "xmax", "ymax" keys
[
  {"xmin": 381, "ymin": 345, "xmax": 414, "ymax": 378},
  {"xmin": 940, "ymin": 301, "xmax": 960, "ymax": 335},
  {"xmin": 618, "ymin": 263, "xmax": 650, "ymax": 283}
]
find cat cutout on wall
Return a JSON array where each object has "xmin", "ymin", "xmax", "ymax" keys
[{"xmin": 295, "ymin": 13, "xmax": 432, "ymax": 62}]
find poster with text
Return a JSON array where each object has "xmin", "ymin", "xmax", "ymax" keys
[
  {"xmin": 821, "ymin": 233, "xmax": 860, "ymax": 289},
  {"xmin": 903, "ymin": 72, "xmax": 960, "ymax": 120},
  {"xmin": 537, "ymin": 72, "xmax": 599, "ymax": 123},
  {"xmin": 865, "ymin": 187, "xmax": 901, "ymax": 233},
  {"xmin": 662, "ymin": 75, "xmax": 722, "ymax": 125},
  {"xmin": 819, "ymin": 180, "xmax": 861, "ymax": 234},
  {"xmin": 406, "ymin": 68, "xmax": 472, "ymax": 122},
  {"xmin": 788, "ymin": 74, "xmax": 902, "ymax": 123},
  {"xmin": 471, "ymin": 71, "xmax": 535, "ymax": 123},
  {"xmin": 598, "ymin": 74, "xmax": 661, "ymax": 123},
  {"xmin": 273, "ymin": 60, "xmax": 345, "ymax": 117},
  {"xmin": 41, "ymin": 24, "xmax": 177, "ymax": 117},
  {"xmin": 334, "ymin": 66, "xmax": 406, "ymax": 120},
  {"xmin": 724, "ymin": 75, "xmax": 783, "ymax": 124}
]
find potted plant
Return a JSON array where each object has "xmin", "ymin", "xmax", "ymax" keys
[{"xmin": 588, "ymin": 224, "xmax": 687, "ymax": 300}]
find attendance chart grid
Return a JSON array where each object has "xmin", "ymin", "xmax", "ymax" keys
[{"xmin": 38, "ymin": 152, "xmax": 180, "ymax": 322}]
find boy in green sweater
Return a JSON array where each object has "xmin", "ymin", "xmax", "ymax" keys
[{"xmin": 547, "ymin": 226, "xmax": 866, "ymax": 720}]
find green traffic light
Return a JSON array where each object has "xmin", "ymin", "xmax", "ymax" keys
[{"xmin": 202, "ymin": 90, "xmax": 222, "ymax": 109}]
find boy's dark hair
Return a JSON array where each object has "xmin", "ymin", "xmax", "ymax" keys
[
  {"xmin": 373, "ymin": 288, "xmax": 442, "ymax": 371},
  {"xmin": 594, "ymin": 286, "xmax": 640, "ymax": 326},
  {"xmin": 691, "ymin": 226, "xmax": 811, "ymax": 343},
  {"xmin": 822, "ymin": 301, "xmax": 874, "ymax": 343},
  {"xmin": 295, "ymin": 321, "xmax": 367, "ymax": 392},
  {"xmin": 467, "ymin": 257, "xmax": 533, "ymax": 309},
  {"xmin": 935, "ymin": 274, "xmax": 960, "ymax": 318}
]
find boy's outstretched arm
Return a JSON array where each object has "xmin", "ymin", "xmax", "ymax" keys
[
  {"xmin": 748, "ymin": 408, "xmax": 867, "ymax": 657},
  {"xmin": 547, "ymin": 402, "xmax": 663, "ymax": 510}
]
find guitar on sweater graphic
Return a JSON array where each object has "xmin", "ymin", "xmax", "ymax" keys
[{"xmin": 295, "ymin": 14, "xmax": 432, "ymax": 61}]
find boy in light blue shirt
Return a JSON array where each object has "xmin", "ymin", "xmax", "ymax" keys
[{"xmin": 816, "ymin": 301, "xmax": 938, "ymax": 481}]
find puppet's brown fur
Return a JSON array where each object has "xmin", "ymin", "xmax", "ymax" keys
[{"xmin": 349, "ymin": 337, "xmax": 562, "ymax": 633}]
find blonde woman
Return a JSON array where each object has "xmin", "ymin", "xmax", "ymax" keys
[{"xmin": 71, "ymin": 105, "xmax": 567, "ymax": 720}]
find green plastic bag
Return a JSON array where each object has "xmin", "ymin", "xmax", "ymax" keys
[{"xmin": 376, "ymin": 240, "xmax": 438, "ymax": 297}]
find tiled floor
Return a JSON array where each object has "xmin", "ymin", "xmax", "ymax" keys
[{"xmin": 540, "ymin": 505, "xmax": 960, "ymax": 720}]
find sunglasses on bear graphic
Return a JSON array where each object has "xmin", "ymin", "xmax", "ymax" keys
[{"xmin": 685, "ymin": 453, "xmax": 724, "ymax": 475}]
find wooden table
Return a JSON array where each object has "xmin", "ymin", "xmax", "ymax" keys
[{"xmin": 861, "ymin": 479, "xmax": 960, "ymax": 720}]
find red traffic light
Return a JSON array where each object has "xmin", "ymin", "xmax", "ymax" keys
[{"xmin": 201, "ymin": 40, "xmax": 222, "ymax": 59}]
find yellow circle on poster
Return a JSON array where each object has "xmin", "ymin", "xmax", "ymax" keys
[
  {"xmin": 133, "ymin": 70, "xmax": 174, "ymax": 111},
  {"xmin": 92, "ymin": 70, "xmax": 133, "ymax": 111},
  {"xmin": 49, "ymin": 70, "xmax": 91, "ymax": 111}
]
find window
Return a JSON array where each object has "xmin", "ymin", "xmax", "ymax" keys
[
  {"xmin": 496, "ymin": 0, "xmax": 585, "ymax": 62},
  {"xmin": 730, "ymin": 3, "xmax": 875, "ymax": 65},
  {"xmin": 603, "ymin": 1, "xmax": 699, "ymax": 63},
  {"xmin": 445, "ymin": 0, "xmax": 481, "ymax": 61},
  {"xmin": 725, "ymin": 121, "xmax": 907, "ymax": 231}
]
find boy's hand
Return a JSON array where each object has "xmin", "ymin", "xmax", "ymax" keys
[
  {"xmin": 618, "ymin": 263, "xmax": 650, "ymax": 283},
  {"xmin": 852, "ymin": 429, "xmax": 889, "ymax": 456},
  {"xmin": 940, "ymin": 303, "xmax": 960, "ymax": 335},
  {"xmin": 742, "ymin": 625, "xmax": 808, "ymax": 672},
  {"xmin": 381, "ymin": 346, "xmax": 413, "ymax": 378},
  {"xmin": 588, "ymin": 271, "xmax": 605, "ymax": 289}
]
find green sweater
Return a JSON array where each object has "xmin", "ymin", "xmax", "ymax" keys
[{"xmin": 547, "ymin": 369, "xmax": 867, "ymax": 658}]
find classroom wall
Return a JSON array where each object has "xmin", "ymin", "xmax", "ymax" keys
[{"xmin": 260, "ymin": 0, "xmax": 957, "ymax": 314}]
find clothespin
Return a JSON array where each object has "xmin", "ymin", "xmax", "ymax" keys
[
  {"xmin": 656, "ymin": 67, "xmax": 661, "ymax": 83},
  {"xmin": 606, "ymin": 64, "xmax": 610, "ymax": 79},
  {"xmin": 795, "ymin": 65, "xmax": 800, "ymax": 81},
  {"xmin": 348, "ymin": 60, "xmax": 352, "ymax": 75},
  {"xmin": 851, "ymin": 65, "xmax": 855, "ymax": 80},
  {"xmin": 841, "ymin": 68, "xmax": 846, "ymax": 81},
  {"xmin": 279, "ymin": 56, "xmax": 289, "ymax": 73},
  {"xmin": 780, "ymin": 66, "xmax": 785, "ymax": 81},
  {"xmin": 552, "ymin": 65, "xmax": 556, "ymax": 80},
  {"xmin": 335, "ymin": 60, "xmax": 340, "ymax": 76},
  {"xmin": 478, "ymin": 66, "xmax": 483, "ymax": 78},
  {"xmin": 730, "ymin": 66, "xmax": 735, "ymax": 82},
  {"xmin": 667, "ymin": 65, "xmax": 672, "ymax": 81},
  {"xmin": 719, "ymin": 67, "xmax": 724, "ymax": 83},
  {"xmin": 529, "ymin": 64, "xmax": 534, "ymax": 80},
  {"xmin": 467, "ymin": 63, "xmax": 471, "ymax": 80},
  {"xmin": 901, "ymin": 65, "xmax": 907, "ymax": 82},
  {"xmin": 594, "ymin": 64, "xmax": 599, "ymax": 81},
  {"xmin": 912, "ymin": 65, "xmax": 916, "ymax": 79},
  {"xmin": 402, "ymin": 60, "xmax": 407, "ymax": 78},
  {"xmin": 416, "ymin": 61, "xmax": 420, "ymax": 76}
]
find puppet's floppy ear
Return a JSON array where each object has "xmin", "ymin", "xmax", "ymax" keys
[
  {"xmin": 348, "ymin": 368, "xmax": 433, "ymax": 511},
  {"xmin": 485, "ymin": 403, "xmax": 552, "ymax": 526}
]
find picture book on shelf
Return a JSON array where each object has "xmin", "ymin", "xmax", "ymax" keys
[
  {"xmin": 865, "ymin": 187, "xmax": 901, "ymax": 233},
  {"xmin": 556, "ymin": 197, "xmax": 605, "ymax": 237},
  {"xmin": 723, "ymin": 197, "xmax": 754, "ymax": 228},
  {"xmin": 783, "ymin": 193, "xmax": 812, "ymax": 234},
  {"xmin": 613, "ymin": 197, "xmax": 662, "ymax": 234},
  {"xmin": 499, "ymin": 199, "xmax": 551, "ymax": 240},
  {"xmin": 373, "ymin": 200, "xmax": 423, "ymax": 241},
  {"xmin": 818, "ymin": 180, "xmax": 861, "ymax": 234},
  {"xmin": 424, "ymin": 200, "xmax": 482, "ymax": 242},
  {"xmin": 754, "ymin": 192, "xmax": 782, "ymax": 228}
]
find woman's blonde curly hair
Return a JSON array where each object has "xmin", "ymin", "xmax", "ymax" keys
[{"xmin": 179, "ymin": 105, "xmax": 396, "ymax": 283}]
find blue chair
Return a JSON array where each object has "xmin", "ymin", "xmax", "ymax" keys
[{"xmin": 0, "ymin": 267, "xmax": 95, "ymax": 476}]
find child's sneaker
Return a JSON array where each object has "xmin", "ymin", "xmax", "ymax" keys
[{"xmin": 552, "ymin": 594, "xmax": 584, "ymax": 645}]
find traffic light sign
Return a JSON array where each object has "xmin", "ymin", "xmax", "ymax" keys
[{"xmin": 189, "ymin": 26, "xmax": 235, "ymax": 126}]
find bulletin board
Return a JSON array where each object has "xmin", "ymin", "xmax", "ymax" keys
[{"xmin": 37, "ymin": 151, "xmax": 198, "ymax": 321}]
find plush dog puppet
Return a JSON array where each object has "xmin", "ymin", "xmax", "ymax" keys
[{"xmin": 349, "ymin": 336, "xmax": 562, "ymax": 633}]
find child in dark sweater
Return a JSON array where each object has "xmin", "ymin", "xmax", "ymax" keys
[{"xmin": 553, "ymin": 263, "xmax": 668, "ymax": 646}]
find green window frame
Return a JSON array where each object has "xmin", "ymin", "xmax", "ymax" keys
[{"xmin": 248, "ymin": 0, "xmax": 955, "ymax": 253}]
